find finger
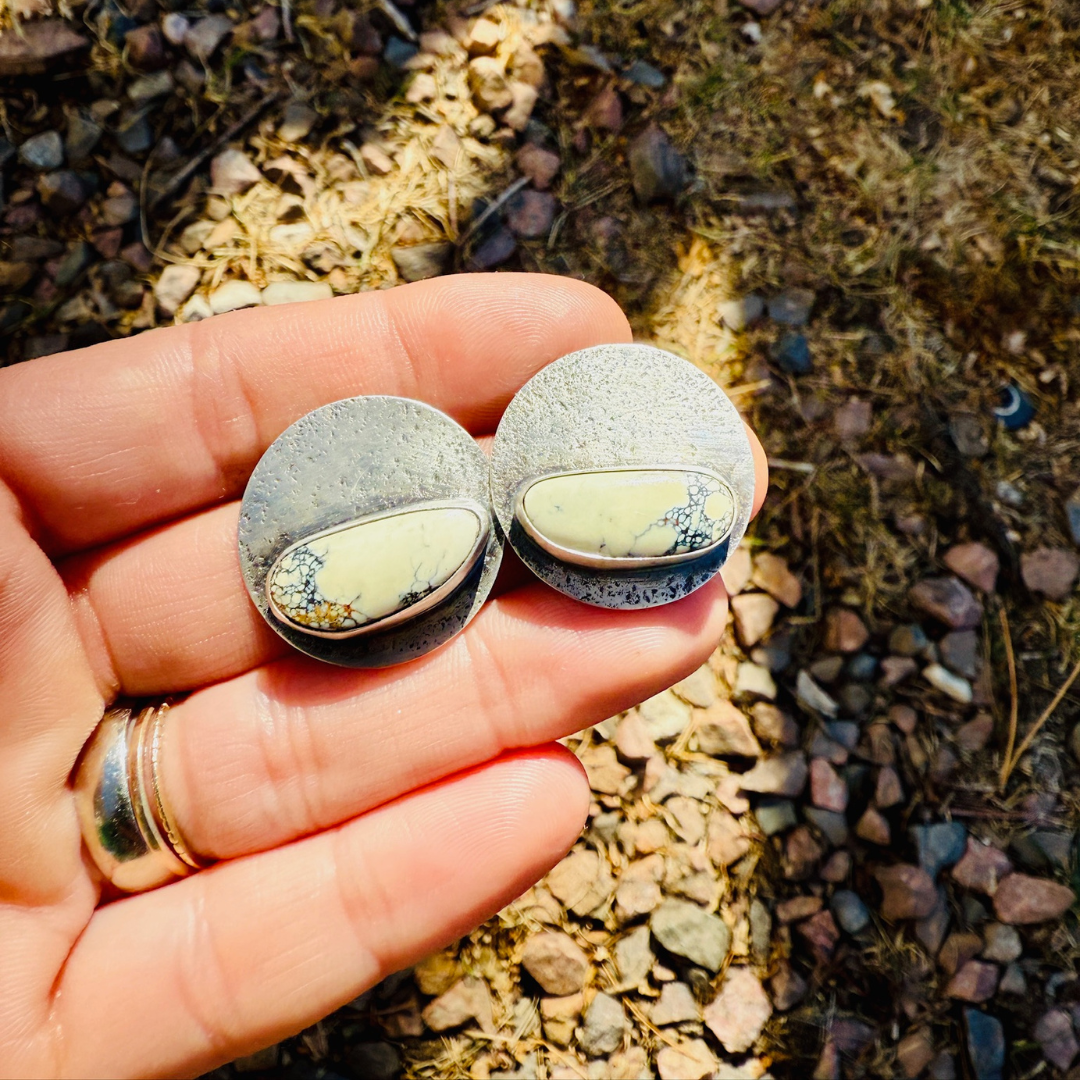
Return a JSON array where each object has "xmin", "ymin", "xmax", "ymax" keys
[
  {"xmin": 157, "ymin": 574, "xmax": 728, "ymax": 861},
  {"xmin": 55, "ymin": 747, "xmax": 589, "ymax": 1079},
  {"xmin": 0, "ymin": 275, "xmax": 631, "ymax": 555},
  {"xmin": 62, "ymin": 430, "xmax": 767, "ymax": 695},
  {"xmin": 0, "ymin": 485, "xmax": 104, "ymax": 899}
]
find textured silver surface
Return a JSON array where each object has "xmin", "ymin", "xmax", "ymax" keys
[
  {"xmin": 239, "ymin": 396, "xmax": 502, "ymax": 667},
  {"xmin": 490, "ymin": 344, "xmax": 755, "ymax": 609}
]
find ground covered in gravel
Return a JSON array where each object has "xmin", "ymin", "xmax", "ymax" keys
[{"xmin": 3, "ymin": 0, "xmax": 1080, "ymax": 1076}]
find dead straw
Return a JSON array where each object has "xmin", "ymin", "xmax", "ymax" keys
[
  {"xmin": 997, "ymin": 606, "xmax": 1018, "ymax": 791},
  {"xmin": 1000, "ymin": 651, "xmax": 1080, "ymax": 789}
]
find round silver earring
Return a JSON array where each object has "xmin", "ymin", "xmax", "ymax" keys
[
  {"xmin": 489, "ymin": 344, "xmax": 755, "ymax": 609},
  {"xmin": 238, "ymin": 396, "xmax": 502, "ymax": 667}
]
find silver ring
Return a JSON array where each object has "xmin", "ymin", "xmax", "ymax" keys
[{"xmin": 73, "ymin": 703, "xmax": 206, "ymax": 893}]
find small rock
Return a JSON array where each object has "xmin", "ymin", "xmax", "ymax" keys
[
  {"xmin": 383, "ymin": 36, "xmax": 418, "ymax": 70},
  {"xmin": 821, "ymin": 850, "xmax": 852, "ymax": 883},
  {"xmin": 704, "ymin": 967, "xmax": 772, "ymax": 1054},
  {"xmin": 211, "ymin": 149, "xmax": 262, "ymax": 195},
  {"xmin": 940, "ymin": 630, "xmax": 979, "ymax": 679},
  {"xmin": 466, "ymin": 227, "xmax": 517, "ymax": 271},
  {"xmin": 910, "ymin": 577, "xmax": 983, "ymax": 630},
  {"xmin": 721, "ymin": 545, "xmax": 753, "ymax": 595},
  {"xmin": 615, "ymin": 712, "xmax": 656, "ymax": 762},
  {"xmin": 1012, "ymin": 831, "xmax": 1072, "ymax": 872},
  {"xmin": 650, "ymin": 899, "xmax": 730, "ymax": 972},
  {"xmin": 952, "ymin": 840, "xmax": 1014, "ymax": 896},
  {"xmin": 209, "ymin": 279, "xmax": 262, "ymax": 314},
  {"xmin": 805, "ymin": 807, "xmax": 849, "ymax": 846},
  {"xmin": 993, "ymin": 873, "xmax": 1075, "ymax": 924},
  {"xmin": 656, "ymin": 1040, "xmax": 716, "ymax": 1080},
  {"xmin": 717, "ymin": 294, "xmax": 765, "ymax": 330},
  {"xmin": 707, "ymin": 808, "xmax": 752, "ymax": 866},
  {"xmin": 733, "ymin": 661, "xmax": 777, "ymax": 699},
  {"xmin": 913, "ymin": 822, "xmax": 968, "ymax": 879},
  {"xmin": 391, "ymin": 242, "xmax": 451, "ymax": 283},
  {"xmin": 128, "ymin": 70, "xmax": 173, "ymax": 104},
  {"xmin": 947, "ymin": 960, "xmax": 999, "ymax": 1003},
  {"xmin": 278, "ymin": 102, "xmax": 318, "ymax": 142},
  {"xmin": 468, "ymin": 56, "xmax": 513, "ymax": 111},
  {"xmin": 65, "ymin": 112, "xmax": 102, "ymax": 163},
  {"xmin": 360, "ymin": 143, "xmax": 394, "ymax": 175},
  {"xmin": 628, "ymin": 124, "xmax": 687, "ymax": 202},
  {"xmin": 422, "ymin": 977, "xmax": 494, "ymax": 1034},
  {"xmin": 875, "ymin": 864, "xmax": 939, "ymax": 921},
  {"xmin": 614, "ymin": 925, "xmax": 653, "ymax": 985},
  {"xmin": 810, "ymin": 759, "xmax": 848, "ymax": 813},
  {"xmin": 939, "ymin": 931, "xmax": 980, "ymax": 976},
  {"xmin": 0, "ymin": 20, "xmax": 89, "ymax": 77},
  {"xmin": 516, "ymin": 144, "xmax": 561, "ymax": 190},
  {"xmin": 578, "ymin": 992, "xmax": 627, "ymax": 1057},
  {"xmin": 740, "ymin": 752, "xmax": 808, "ymax": 796},
  {"xmin": 776, "ymin": 895, "xmax": 823, "ymax": 923},
  {"xmin": 950, "ymin": 414, "xmax": 990, "ymax": 458},
  {"xmin": 651, "ymin": 981, "xmax": 699, "ymax": 1025},
  {"xmin": 834, "ymin": 398, "xmax": 872, "ymax": 443},
  {"xmin": 505, "ymin": 190, "xmax": 556, "ymax": 238},
  {"xmin": 37, "ymin": 171, "xmax": 86, "ymax": 215},
  {"xmin": 768, "ymin": 287, "xmax": 815, "ymax": 326},
  {"xmin": 153, "ymin": 264, "xmax": 201, "ymax": 316},
  {"xmin": 548, "ymin": 849, "xmax": 613, "ymax": 917},
  {"xmin": 783, "ymin": 825, "xmax": 824, "ymax": 880},
  {"xmin": 831, "ymin": 889, "xmax": 871, "ymax": 934},
  {"xmin": 964, "ymin": 1009, "xmax": 1004, "ymax": 1080},
  {"xmin": 1020, "ymin": 547, "xmax": 1080, "ymax": 601},
  {"xmin": 981, "ymin": 923, "xmax": 1021, "ymax": 963},
  {"xmin": 796, "ymin": 670, "xmax": 839, "ymax": 718},
  {"xmin": 162, "ymin": 13, "xmax": 190, "ymax": 45},
  {"xmin": 771, "ymin": 332, "xmax": 812, "ymax": 374},
  {"xmin": 125, "ymin": 23, "xmax": 164, "ymax": 69},
  {"xmin": 185, "ymin": 14, "xmax": 233, "ymax": 60},
  {"xmin": 638, "ymin": 689, "xmax": 692, "ymax": 742},
  {"xmin": 101, "ymin": 191, "xmax": 139, "ymax": 226},
  {"xmin": 797, "ymin": 909, "xmax": 840, "ymax": 962},
  {"xmin": 624, "ymin": 59, "xmax": 666, "ymax": 88},
  {"xmin": 755, "ymin": 798, "xmax": 797, "ymax": 836},
  {"xmin": 18, "ymin": 131, "xmax": 63, "ymax": 170},
  {"xmin": 521, "ymin": 932, "xmax": 590, "ymax": 996},
  {"xmin": 583, "ymin": 84, "xmax": 623, "ymax": 131},
  {"xmin": 923, "ymin": 663, "xmax": 973, "ymax": 704},
  {"xmin": 673, "ymin": 666, "xmax": 717, "ymax": 708},
  {"xmin": 750, "ymin": 702, "xmax": 799, "ymax": 747},
  {"xmin": 769, "ymin": 961, "xmax": 808, "ymax": 1011},
  {"xmin": 696, "ymin": 700, "xmax": 761, "ymax": 757},
  {"xmin": 998, "ymin": 962, "xmax": 1026, "ymax": 995},
  {"xmin": 890, "ymin": 624, "xmax": 931, "ymax": 658},
  {"xmin": 751, "ymin": 552, "xmax": 802, "ymax": 607},
  {"xmin": 731, "ymin": 591, "xmax": 780, "ymax": 647},
  {"xmin": 261, "ymin": 281, "xmax": 332, "ymax": 306},
  {"xmin": 503, "ymin": 82, "xmax": 539, "ymax": 131},
  {"xmin": 957, "ymin": 714, "xmax": 994, "ymax": 753},
  {"xmin": 856, "ymin": 807, "xmax": 891, "ymax": 845},
  {"xmin": 897, "ymin": 1031, "xmax": 935, "ymax": 1080},
  {"xmin": 1035, "ymin": 1009, "xmax": 1079, "ymax": 1071},
  {"xmin": 1065, "ymin": 486, "xmax": 1080, "ymax": 546},
  {"xmin": 466, "ymin": 17, "xmax": 500, "ymax": 54},
  {"xmin": 943, "ymin": 543, "xmax": 999, "ymax": 594},
  {"xmin": 738, "ymin": 0, "xmax": 782, "ymax": 14},
  {"xmin": 875, "ymin": 767, "xmax": 904, "ymax": 809}
]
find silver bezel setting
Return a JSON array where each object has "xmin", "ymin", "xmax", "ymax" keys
[
  {"xmin": 490, "ymin": 344, "xmax": 756, "ymax": 610},
  {"xmin": 513, "ymin": 466, "xmax": 736, "ymax": 570},
  {"xmin": 239, "ymin": 396, "xmax": 503, "ymax": 667},
  {"xmin": 265, "ymin": 499, "xmax": 491, "ymax": 639}
]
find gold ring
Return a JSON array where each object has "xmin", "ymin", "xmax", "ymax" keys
[{"xmin": 73, "ymin": 701, "xmax": 208, "ymax": 893}]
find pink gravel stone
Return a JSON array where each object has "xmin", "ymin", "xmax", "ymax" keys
[
  {"xmin": 943, "ymin": 542, "xmax": 999, "ymax": 593},
  {"xmin": 993, "ymin": 873, "xmax": 1076, "ymax": 924},
  {"xmin": 951, "ymin": 839, "xmax": 1013, "ymax": 896}
]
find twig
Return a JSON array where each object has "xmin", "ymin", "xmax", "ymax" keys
[
  {"xmin": 456, "ymin": 175, "xmax": 529, "ymax": 248},
  {"xmin": 997, "ymin": 605, "xmax": 1019, "ymax": 790},
  {"xmin": 282, "ymin": 0, "xmax": 293, "ymax": 42},
  {"xmin": 1001, "ymin": 652, "xmax": 1080, "ymax": 788},
  {"xmin": 146, "ymin": 91, "xmax": 282, "ymax": 216}
]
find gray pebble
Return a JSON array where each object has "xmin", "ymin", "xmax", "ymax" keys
[{"xmin": 19, "ymin": 130, "xmax": 63, "ymax": 170}]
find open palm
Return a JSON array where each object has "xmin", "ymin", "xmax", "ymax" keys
[{"xmin": 0, "ymin": 274, "xmax": 765, "ymax": 1078}]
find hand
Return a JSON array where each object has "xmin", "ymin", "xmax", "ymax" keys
[{"xmin": 0, "ymin": 274, "xmax": 767, "ymax": 1078}]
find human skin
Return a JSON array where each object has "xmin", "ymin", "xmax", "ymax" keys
[{"xmin": 0, "ymin": 274, "xmax": 767, "ymax": 1078}]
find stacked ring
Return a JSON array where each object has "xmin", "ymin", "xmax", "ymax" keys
[{"xmin": 73, "ymin": 703, "xmax": 207, "ymax": 893}]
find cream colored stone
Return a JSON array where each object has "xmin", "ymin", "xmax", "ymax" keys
[
  {"xmin": 519, "ymin": 468, "xmax": 734, "ymax": 563},
  {"xmin": 267, "ymin": 506, "xmax": 482, "ymax": 634}
]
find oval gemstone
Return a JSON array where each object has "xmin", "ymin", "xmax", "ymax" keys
[
  {"xmin": 267, "ymin": 505, "xmax": 485, "ymax": 636},
  {"xmin": 518, "ymin": 469, "xmax": 734, "ymax": 565}
]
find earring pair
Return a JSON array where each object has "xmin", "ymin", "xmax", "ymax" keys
[{"xmin": 237, "ymin": 344, "xmax": 756, "ymax": 669}]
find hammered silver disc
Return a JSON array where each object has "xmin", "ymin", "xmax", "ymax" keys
[
  {"xmin": 490, "ymin": 344, "xmax": 755, "ymax": 609},
  {"xmin": 239, "ymin": 396, "xmax": 502, "ymax": 667}
]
